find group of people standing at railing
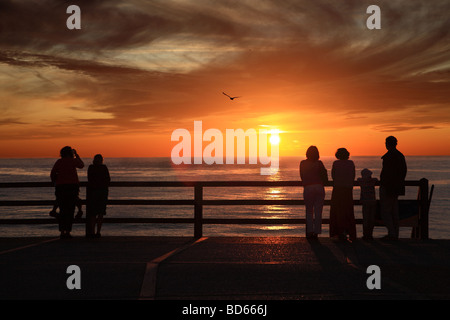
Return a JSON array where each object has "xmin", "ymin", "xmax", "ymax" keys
[
  {"xmin": 300, "ymin": 136, "xmax": 407, "ymax": 242},
  {"xmin": 48, "ymin": 135, "xmax": 406, "ymax": 241},
  {"xmin": 50, "ymin": 146, "xmax": 110, "ymax": 239}
]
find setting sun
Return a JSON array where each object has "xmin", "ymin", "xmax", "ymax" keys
[{"xmin": 270, "ymin": 132, "xmax": 281, "ymax": 145}]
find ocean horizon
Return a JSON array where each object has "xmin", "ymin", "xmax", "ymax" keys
[{"xmin": 0, "ymin": 156, "xmax": 448, "ymax": 239}]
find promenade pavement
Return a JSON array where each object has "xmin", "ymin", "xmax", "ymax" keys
[{"xmin": 1, "ymin": 236, "xmax": 450, "ymax": 300}]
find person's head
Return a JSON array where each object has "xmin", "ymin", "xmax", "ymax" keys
[
  {"xmin": 335, "ymin": 148, "xmax": 350, "ymax": 160},
  {"xmin": 306, "ymin": 146, "xmax": 320, "ymax": 161},
  {"xmin": 385, "ymin": 136, "xmax": 398, "ymax": 150},
  {"xmin": 93, "ymin": 154, "xmax": 103, "ymax": 165},
  {"xmin": 361, "ymin": 168, "xmax": 372, "ymax": 178},
  {"xmin": 60, "ymin": 146, "xmax": 73, "ymax": 158}
]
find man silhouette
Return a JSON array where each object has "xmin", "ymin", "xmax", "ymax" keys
[{"xmin": 380, "ymin": 136, "xmax": 407, "ymax": 240}]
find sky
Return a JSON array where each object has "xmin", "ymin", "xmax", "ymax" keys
[{"xmin": 0, "ymin": 0, "xmax": 449, "ymax": 158}]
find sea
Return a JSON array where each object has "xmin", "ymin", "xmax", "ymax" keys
[{"xmin": 0, "ymin": 156, "xmax": 449, "ymax": 239}]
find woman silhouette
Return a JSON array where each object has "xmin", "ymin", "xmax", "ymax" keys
[
  {"xmin": 300, "ymin": 146, "xmax": 328, "ymax": 239},
  {"xmin": 329, "ymin": 148, "xmax": 356, "ymax": 242}
]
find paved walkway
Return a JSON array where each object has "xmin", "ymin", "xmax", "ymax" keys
[{"xmin": 1, "ymin": 236, "xmax": 450, "ymax": 300}]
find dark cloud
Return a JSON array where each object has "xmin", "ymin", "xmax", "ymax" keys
[
  {"xmin": 0, "ymin": 0, "xmax": 178, "ymax": 51},
  {"xmin": 373, "ymin": 125, "xmax": 439, "ymax": 132},
  {"xmin": 0, "ymin": 118, "xmax": 26, "ymax": 126}
]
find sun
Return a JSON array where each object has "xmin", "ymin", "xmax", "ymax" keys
[
  {"xmin": 269, "ymin": 130, "xmax": 280, "ymax": 145},
  {"xmin": 270, "ymin": 135, "xmax": 280, "ymax": 145}
]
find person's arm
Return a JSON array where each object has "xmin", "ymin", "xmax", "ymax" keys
[
  {"xmin": 351, "ymin": 161, "xmax": 356, "ymax": 181},
  {"xmin": 105, "ymin": 166, "xmax": 111, "ymax": 185},
  {"xmin": 299, "ymin": 161, "xmax": 304, "ymax": 181},
  {"xmin": 73, "ymin": 149, "xmax": 84, "ymax": 169},
  {"xmin": 401, "ymin": 155, "xmax": 407, "ymax": 180},
  {"xmin": 319, "ymin": 161, "xmax": 328, "ymax": 183}
]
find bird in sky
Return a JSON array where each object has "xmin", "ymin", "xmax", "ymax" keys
[{"xmin": 222, "ymin": 92, "xmax": 241, "ymax": 100}]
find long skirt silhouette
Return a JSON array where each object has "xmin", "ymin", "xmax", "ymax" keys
[{"xmin": 329, "ymin": 187, "xmax": 356, "ymax": 240}]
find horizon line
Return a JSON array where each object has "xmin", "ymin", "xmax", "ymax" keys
[{"xmin": 0, "ymin": 154, "xmax": 448, "ymax": 160}]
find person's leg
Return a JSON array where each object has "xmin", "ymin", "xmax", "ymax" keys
[
  {"xmin": 50, "ymin": 202, "xmax": 58, "ymax": 217},
  {"xmin": 368, "ymin": 203, "xmax": 376, "ymax": 238},
  {"xmin": 345, "ymin": 188, "xmax": 357, "ymax": 241},
  {"xmin": 65, "ymin": 185, "xmax": 78, "ymax": 236},
  {"xmin": 75, "ymin": 197, "xmax": 83, "ymax": 219},
  {"xmin": 362, "ymin": 204, "xmax": 370, "ymax": 238},
  {"xmin": 55, "ymin": 187, "xmax": 64, "ymax": 235},
  {"xmin": 380, "ymin": 187, "xmax": 396, "ymax": 238},
  {"xmin": 56, "ymin": 186, "xmax": 71, "ymax": 237},
  {"xmin": 96, "ymin": 214, "xmax": 103, "ymax": 237},
  {"xmin": 313, "ymin": 185, "xmax": 325, "ymax": 236},
  {"xmin": 392, "ymin": 197, "xmax": 400, "ymax": 238},
  {"xmin": 329, "ymin": 188, "xmax": 339, "ymax": 238},
  {"xmin": 85, "ymin": 188, "xmax": 95, "ymax": 237},
  {"xmin": 85, "ymin": 214, "xmax": 96, "ymax": 237},
  {"xmin": 363, "ymin": 203, "xmax": 376, "ymax": 239},
  {"xmin": 304, "ymin": 186, "xmax": 314, "ymax": 237},
  {"xmin": 57, "ymin": 185, "xmax": 76, "ymax": 238}
]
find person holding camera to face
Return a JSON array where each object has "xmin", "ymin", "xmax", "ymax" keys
[{"xmin": 50, "ymin": 146, "xmax": 84, "ymax": 239}]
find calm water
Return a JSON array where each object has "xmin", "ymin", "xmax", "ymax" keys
[{"xmin": 0, "ymin": 156, "xmax": 449, "ymax": 238}]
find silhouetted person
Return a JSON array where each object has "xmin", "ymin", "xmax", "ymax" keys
[
  {"xmin": 380, "ymin": 136, "xmax": 407, "ymax": 240},
  {"xmin": 86, "ymin": 154, "xmax": 110, "ymax": 238},
  {"xmin": 300, "ymin": 146, "xmax": 327, "ymax": 239},
  {"xmin": 357, "ymin": 168, "xmax": 378, "ymax": 241},
  {"xmin": 330, "ymin": 148, "xmax": 356, "ymax": 242},
  {"xmin": 50, "ymin": 146, "xmax": 84, "ymax": 239}
]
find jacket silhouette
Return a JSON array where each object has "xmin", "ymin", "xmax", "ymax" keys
[{"xmin": 380, "ymin": 148, "xmax": 407, "ymax": 196}]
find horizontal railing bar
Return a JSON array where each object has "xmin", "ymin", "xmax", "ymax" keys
[
  {"xmin": 107, "ymin": 200, "xmax": 195, "ymax": 205},
  {"xmin": 0, "ymin": 200, "xmax": 56, "ymax": 206},
  {"xmin": 0, "ymin": 218, "xmax": 367, "ymax": 225},
  {"xmin": 0, "ymin": 180, "xmax": 424, "ymax": 188},
  {"xmin": 203, "ymin": 218, "xmax": 367, "ymax": 224},
  {"xmin": 0, "ymin": 199, "xmax": 420, "ymax": 207},
  {"xmin": 0, "ymin": 218, "xmax": 194, "ymax": 225},
  {"xmin": 203, "ymin": 200, "xmax": 306, "ymax": 205},
  {"xmin": 0, "ymin": 200, "xmax": 195, "ymax": 206}
]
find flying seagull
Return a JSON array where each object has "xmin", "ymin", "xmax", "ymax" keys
[{"xmin": 222, "ymin": 92, "xmax": 241, "ymax": 100}]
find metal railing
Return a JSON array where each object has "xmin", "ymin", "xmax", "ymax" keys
[{"xmin": 0, "ymin": 179, "xmax": 431, "ymax": 239}]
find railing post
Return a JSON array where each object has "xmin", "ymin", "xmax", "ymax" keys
[
  {"xmin": 419, "ymin": 178, "xmax": 429, "ymax": 240},
  {"xmin": 194, "ymin": 184, "xmax": 203, "ymax": 238}
]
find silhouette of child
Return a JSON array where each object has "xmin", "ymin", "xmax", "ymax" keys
[
  {"xmin": 49, "ymin": 197, "xmax": 83, "ymax": 218},
  {"xmin": 357, "ymin": 168, "xmax": 378, "ymax": 240}
]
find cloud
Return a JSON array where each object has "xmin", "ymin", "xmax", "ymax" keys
[
  {"xmin": 373, "ymin": 124, "xmax": 439, "ymax": 132},
  {"xmin": 0, "ymin": 0, "xmax": 449, "ymax": 141},
  {"xmin": 0, "ymin": 118, "xmax": 26, "ymax": 126}
]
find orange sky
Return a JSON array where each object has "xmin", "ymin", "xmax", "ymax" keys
[{"xmin": 0, "ymin": 0, "xmax": 449, "ymax": 158}]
